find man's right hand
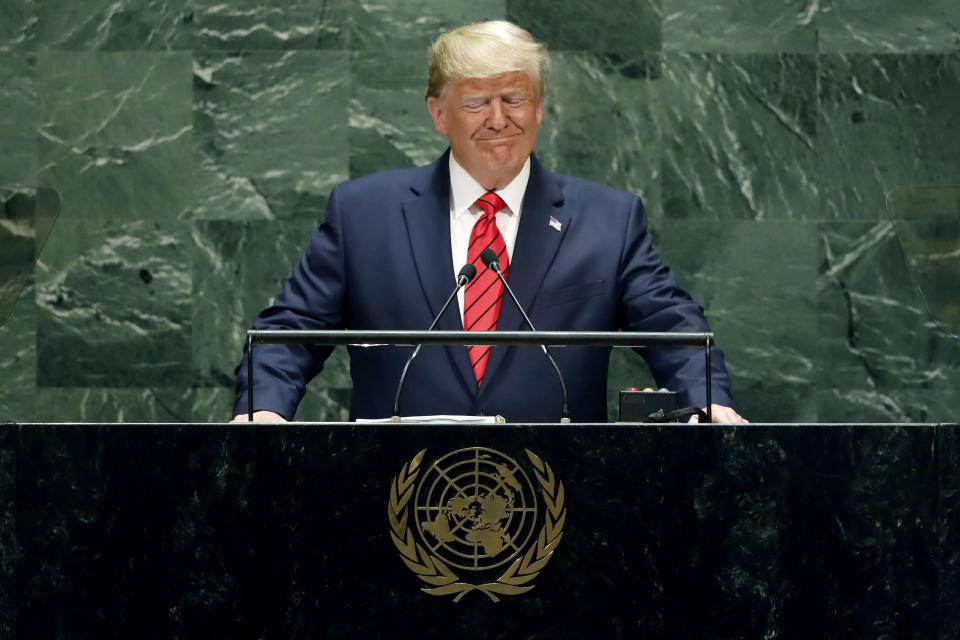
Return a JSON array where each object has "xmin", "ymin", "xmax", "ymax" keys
[{"xmin": 230, "ymin": 410, "xmax": 287, "ymax": 423}]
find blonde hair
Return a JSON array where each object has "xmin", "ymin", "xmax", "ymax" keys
[{"xmin": 426, "ymin": 21, "xmax": 547, "ymax": 101}]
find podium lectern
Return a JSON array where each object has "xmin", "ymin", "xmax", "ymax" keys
[{"xmin": 4, "ymin": 421, "xmax": 958, "ymax": 638}]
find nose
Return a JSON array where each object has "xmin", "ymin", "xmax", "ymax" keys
[{"xmin": 485, "ymin": 98, "xmax": 508, "ymax": 130}]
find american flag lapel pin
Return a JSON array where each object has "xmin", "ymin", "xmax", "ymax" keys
[{"xmin": 548, "ymin": 216, "xmax": 562, "ymax": 232}]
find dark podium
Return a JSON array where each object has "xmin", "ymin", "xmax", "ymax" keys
[{"xmin": 3, "ymin": 421, "xmax": 958, "ymax": 639}]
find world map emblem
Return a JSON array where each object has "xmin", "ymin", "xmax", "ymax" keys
[{"xmin": 388, "ymin": 447, "xmax": 566, "ymax": 602}]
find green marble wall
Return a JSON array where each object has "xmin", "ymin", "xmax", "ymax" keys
[{"xmin": 1, "ymin": 1, "xmax": 958, "ymax": 423}]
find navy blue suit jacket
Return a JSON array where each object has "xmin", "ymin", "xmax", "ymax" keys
[{"xmin": 234, "ymin": 152, "xmax": 733, "ymax": 422}]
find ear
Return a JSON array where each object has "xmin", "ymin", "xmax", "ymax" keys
[
  {"xmin": 426, "ymin": 96, "xmax": 448, "ymax": 137},
  {"xmin": 535, "ymin": 98, "xmax": 543, "ymax": 127}
]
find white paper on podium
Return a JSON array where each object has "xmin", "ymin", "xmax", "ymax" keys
[{"xmin": 355, "ymin": 415, "xmax": 504, "ymax": 424}]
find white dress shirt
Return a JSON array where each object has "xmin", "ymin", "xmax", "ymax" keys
[{"xmin": 448, "ymin": 154, "xmax": 531, "ymax": 319}]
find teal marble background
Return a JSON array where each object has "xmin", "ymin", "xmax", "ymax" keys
[{"xmin": 1, "ymin": 1, "xmax": 958, "ymax": 423}]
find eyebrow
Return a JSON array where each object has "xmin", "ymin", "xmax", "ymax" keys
[{"xmin": 460, "ymin": 88, "xmax": 529, "ymax": 103}]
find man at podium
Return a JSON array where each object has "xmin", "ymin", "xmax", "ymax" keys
[{"xmin": 232, "ymin": 20, "xmax": 746, "ymax": 424}]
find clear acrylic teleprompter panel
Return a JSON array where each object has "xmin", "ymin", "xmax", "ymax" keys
[
  {"xmin": 0, "ymin": 186, "xmax": 61, "ymax": 326},
  {"xmin": 885, "ymin": 185, "xmax": 960, "ymax": 337}
]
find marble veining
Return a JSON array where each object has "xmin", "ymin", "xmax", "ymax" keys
[
  {"xmin": 192, "ymin": 51, "xmax": 348, "ymax": 221},
  {"xmin": 36, "ymin": 220, "xmax": 193, "ymax": 387},
  {"xmin": 818, "ymin": 0, "xmax": 960, "ymax": 53},
  {"xmin": 663, "ymin": 0, "xmax": 819, "ymax": 53},
  {"xmin": 0, "ymin": 2, "xmax": 958, "ymax": 424}
]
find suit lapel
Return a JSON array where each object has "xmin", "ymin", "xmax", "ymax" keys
[
  {"xmin": 401, "ymin": 152, "xmax": 476, "ymax": 392},
  {"xmin": 482, "ymin": 156, "xmax": 569, "ymax": 389},
  {"xmin": 402, "ymin": 157, "xmax": 455, "ymax": 324}
]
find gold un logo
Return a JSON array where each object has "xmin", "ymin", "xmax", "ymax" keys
[{"xmin": 388, "ymin": 447, "xmax": 566, "ymax": 602}]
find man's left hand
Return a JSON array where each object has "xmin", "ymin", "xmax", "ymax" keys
[{"xmin": 688, "ymin": 404, "xmax": 749, "ymax": 424}]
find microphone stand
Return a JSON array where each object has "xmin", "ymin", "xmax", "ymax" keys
[
  {"xmin": 481, "ymin": 249, "xmax": 571, "ymax": 423},
  {"xmin": 391, "ymin": 265, "xmax": 476, "ymax": 422}
]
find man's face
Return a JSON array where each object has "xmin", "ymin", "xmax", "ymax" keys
[{"xmin": 427, "ymin": 72, "xmax": 543, "ymax": 190}]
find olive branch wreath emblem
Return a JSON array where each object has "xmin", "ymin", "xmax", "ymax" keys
[{"xmin": 387, "ymin": 448, "xmax": 566, "ymax": 602}]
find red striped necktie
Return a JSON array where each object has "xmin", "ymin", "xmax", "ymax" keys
[{"xmin": 464, "ymin": 192, "xmax": 509, "ymax": 387}]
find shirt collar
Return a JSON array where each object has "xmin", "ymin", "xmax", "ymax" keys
[{"xmin": 448, "ymin": 153, "xmax": 531, "ymax": 220}]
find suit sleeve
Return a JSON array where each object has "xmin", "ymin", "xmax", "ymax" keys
[
  {"xmin": 617, "ymin": 195, "xmax": 735, "ymax": 409},
  {"xmin": 232, "ymin": 185, "xmax": 349, "ymax": 419}
]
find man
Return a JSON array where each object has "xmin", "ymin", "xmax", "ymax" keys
[{"xmin": 233, "ymin": 20, "xmax": 746, "ymax": 424}]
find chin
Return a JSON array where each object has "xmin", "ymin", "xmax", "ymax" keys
[
  {"xmin": 484, "ymin": 148, "xmax": 519, "ymax": 167},
  {"xmin": 483, "ymin": 161, "xmax": 519, "ymax": 178}
]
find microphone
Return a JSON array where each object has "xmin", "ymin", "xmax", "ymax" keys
[
  {"xmin": 480, "ymin": 248, "xmax": 571, "ymax": 423},
  {"xmin": 391, "ymin": 263, "xmax": 477, "ymax": 422}
]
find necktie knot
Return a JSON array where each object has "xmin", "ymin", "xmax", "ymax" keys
[{"xmin": 475, "ymin": 192, "xmax": 506, "ymax": 218}]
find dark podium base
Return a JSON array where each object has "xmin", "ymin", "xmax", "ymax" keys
[{"xmin": 3, "ymin": 422, "xmax": 958, "ymax": 639}]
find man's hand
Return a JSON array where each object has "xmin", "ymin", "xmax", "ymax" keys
[
  {"xmin": 231, "ymin": 410, "xmax": 288, "ymax": 423},
  {"xmin": 688, "ymin": 404, "xmax": 748, "ymax": 424}
]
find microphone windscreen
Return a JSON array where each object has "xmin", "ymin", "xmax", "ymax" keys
[
  {"xmin": 480, "ymin": 248, "xmax": 499, "ymax": 268},
  {"xmin": 458, "ymin": 263, "xmax": 477, "ymax": 282}
]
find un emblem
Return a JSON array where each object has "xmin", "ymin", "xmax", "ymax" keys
[{"xmin": 388, "ymin": 447, "xmax": 565, "ymax": 602}]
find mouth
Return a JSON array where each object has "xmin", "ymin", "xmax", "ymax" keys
[{"xmin": 476, "ymin": 133, "xmax": 521, "ymax": 143}]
